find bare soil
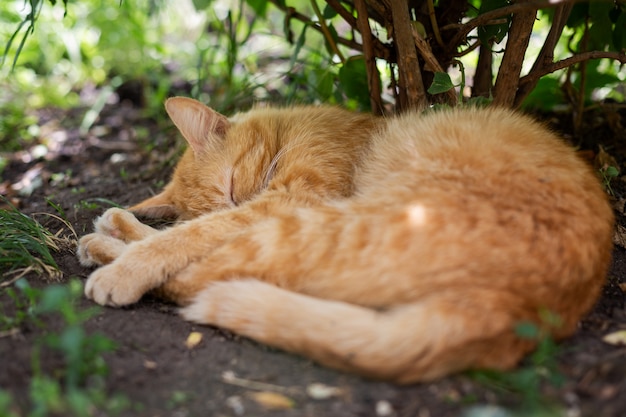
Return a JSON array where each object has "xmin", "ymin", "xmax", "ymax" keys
[{"xmin": 1, "ymin": 99, "xmax": 625, "ymax": 417}]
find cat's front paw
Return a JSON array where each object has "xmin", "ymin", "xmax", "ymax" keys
[
  {"xmin": 78, "ymin": 233, "xmax": 127, "ymax": 266},
  {"xmin": 94, "ymin": 207, "xmax": 156, "ymax": 242},
  {"xmin": 84, "ymin": 263, "xmax": 145, "ymax": 306}
]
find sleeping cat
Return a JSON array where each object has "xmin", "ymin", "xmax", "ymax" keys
[{"xmin": 77, "ymin": 97, "xmax": 614, "ymax": 383}]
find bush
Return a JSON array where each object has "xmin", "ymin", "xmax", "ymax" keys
[{"xmin": 2, "ymin": 0, "xmax": 625, "ymax": 114}]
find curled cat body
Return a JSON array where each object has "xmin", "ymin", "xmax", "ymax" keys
[{"xmin": 78, "ymin": 97, "xmax": 613, "ymax": 383}]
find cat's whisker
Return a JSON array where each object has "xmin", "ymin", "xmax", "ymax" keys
[{"xmin": 263, "ymin": 144, "xmax": 306, "ymax": 189}]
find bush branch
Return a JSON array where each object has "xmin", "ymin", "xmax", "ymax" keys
[
  {"xmin": 325, "ymin": 0, "xmax": 358, "ymax": 28},
  {"xmin": 516, "ymin": 51, "xmax": 626, "ymax": 106},
  {"xmin": 447, "ymin": 0, "xmax": 578, "ymax": 52},
  {"xmin": 389, "ymin": 0, "xmax": 427, "ymax": 110},
  {"xmin": 492, "ymin": 3, "xmax": 536, "ymax": 107},
  {"xmin": 310, "ymin": 0, "xmax": 345, "ymax": 62},
  {"xmin": 355, "ymin": 0, "xmax": 384, "ymax": 114},
  {"xmin": 270, "ymin": 0, "xmax": 391, "ymax": 61},
  {"xmin": 512, "ymin": 2, "xmax": 574, "ymax": 106},
  {"xmin": 270, "ymin": 1, "xmax": 366, "ymax": 54}
]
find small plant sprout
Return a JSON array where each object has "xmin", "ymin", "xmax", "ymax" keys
[
  {"xmin": 600, "ymin": 165, "xmax": 619, "ymax": 196},
  {"xmin": 468, "ymin": 311, "xmax": 565, "ymax": 414}
]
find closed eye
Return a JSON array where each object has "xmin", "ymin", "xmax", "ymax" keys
[{"xmin": 229, "ymin": 171, "xmax": 238, "ymax": 207}]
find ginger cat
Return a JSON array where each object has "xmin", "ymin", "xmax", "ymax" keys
[{"xmin": 78, "ymin": 97, "xmax": 614, "ymax": 383}]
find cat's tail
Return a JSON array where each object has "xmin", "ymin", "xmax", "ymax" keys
[{"xmin": 180, "ymin": 279, "xmax": 536, "ymax": 383}]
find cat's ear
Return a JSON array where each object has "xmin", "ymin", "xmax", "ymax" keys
[
  {"xmin": 165, "ymin": 97, "xmax": 230, "ymax": 154},
  {"xmin": 128, "ymin": 192, "xmax": 181, "ymax": 219}
]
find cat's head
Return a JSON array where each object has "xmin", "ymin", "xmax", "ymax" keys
[{"xmin": 129, "ymin": 97, "xmax": 276, "ymax": 220}]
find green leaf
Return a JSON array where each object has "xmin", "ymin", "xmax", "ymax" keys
[
  {"xmin": 87, "ymin": 333, "xmax": 118, "ymax": 354},
  {"xmin": 338, "ymin": 58, "xmax": 371, "ymax": 110},
  {"xmin": 515, "ymin": 322, "xmax": 540, "ymax": 340},
  {"xmin": 427, "ymin": 72, "xmax": 455, "ymax": 95},
  {"xmin": 323, "ymin": 4, "xmax": 338, "ymax": 19},
  {"xmin": 612, "ymin": 12, "xmax": 626, "ymax": 51},
  {"xmin": 566, "ymin": 3, "xmax": 589, "ymax": 28},
  {"xmin": 316, "ymin": 71, "xmax": 335, "ymax": 99},
  {"xmin": 14, "ymin": 277, "xmax": 32, "ymax": 291},
  {"xmin": 191, "ymin": 0, "xmax": 213, "ymax": 11},
  {"xmin": 246, "ymin": 0, "xmax": 268, "ymax": 17},
  {"xmin": 29, "ymin": 376, "xmax": 64, "ymax": 415},
  {"xmin": 589, "ymin": 2, "xmax": 614, "ymax": 21},
  {"xmin": 478, "ymin": 0, "xmax": 510, "ymax": 45},
  {"xmin": 587, "ymin": 2, "xmax": 616, "ymax": 51},
  {"xmin": 60, "ymin": 326, "xmax": 85, "ymax": 359},
  {"xmin": 582, "ymin": 59, "xmax": 622, "ymax": 100},
  {"xmin": 36, "ymin": 284, "xmax": 73, "ymax": 315},
  {"xmin": 605, "ymin": 166, "xmax": 620, "ymax": 178},
  {"xmin": 0, "ymin": 391, "xmax": 18, "ymax": 417},
  {"xmin": 322, "ymin": 23, "xmax": 340, "ymax": 57},
  {"xmin": 289, "ymin": 24, "xmax": 308, "ymax": 67},
  {"xmin": 521, "ymin": 76, "xmax": 563, "ymax": 110}
]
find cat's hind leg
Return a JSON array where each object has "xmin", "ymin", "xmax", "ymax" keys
[{"xmin": 181, "ymin": 280, "xmax": 536, "ymax": 383}]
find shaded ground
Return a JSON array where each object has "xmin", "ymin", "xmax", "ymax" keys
[{"xmin": 1, "ymin": 97, "xmax": 626, "ymax": 416}]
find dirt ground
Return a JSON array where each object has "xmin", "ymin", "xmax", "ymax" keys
[{"xmin": 1, "ymin": 98, "xmax": 626, "ymax": 417}]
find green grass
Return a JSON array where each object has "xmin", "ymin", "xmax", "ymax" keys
[
  {"xmin": 0, "ymin": 201, "xmax": 70, "ymax": 330},
  {"xmin": 0, "ymin": 205, "xmax": 66, "ymax": 282}
]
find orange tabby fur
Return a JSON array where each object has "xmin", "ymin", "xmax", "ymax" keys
[{"xmin": 78, "ymin": 97, "xmax": 613, "ymax": 383}]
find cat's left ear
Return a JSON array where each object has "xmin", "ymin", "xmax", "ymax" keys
[{"xmin": 165, "ymin": 97, "xmax": 230, "ymax": 154}]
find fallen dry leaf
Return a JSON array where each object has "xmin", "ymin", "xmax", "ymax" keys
[
  {"xmin": 306, "ymin": 383, "xmax": 345, "ymax": 400},
  {"xmin": 185, "ymin": 331, "xmax": 203, "ymax": 349},
  {"xmin": 613, "ymin": 224, "xmax": 626, "ymax": 249},
  {"xmin": 595, "ymin": 145, "xmax": 619, "ymax": 173},
  {"xmin": 376, "ymin": 400, "xmax": 394, "ymax": 416},
  {"xmin": 225, "ymin": 396, "xmax": 245, "ymax": 416},
  {"xmin": 612, "ymin": 198, "xmax": 626, "ymax": 216},
  {"xmin": 248, "ymin": 391, "xmax": 295, "ymax": 410},
  {"xmin": 602, "ymin": 330, "xmax": 626, "ymax": 346},
  {"xmin": 221, "ymin": 371, "xmax": 299, "ymax": 394}
]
